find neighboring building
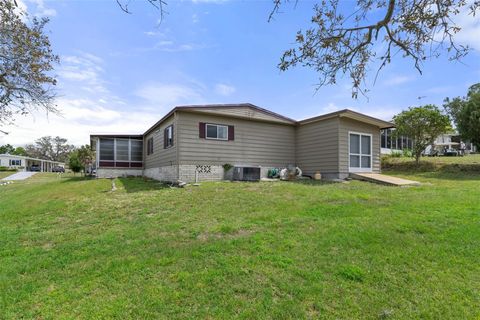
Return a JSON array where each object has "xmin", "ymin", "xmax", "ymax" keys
[
  {"xmin": 90, "ymin": 104, "xmax": 394, "ymax": 182},
  {"xmin": 380, "ymin": 130, "xmax": 478, "ymax": 155},
  {"xmin": 0, "ymin": 154, "xmax": 65, "ymax": 172},
  {"xmin": 427, "ymin": 133, "xmax": 477, "ymax": 154},
  {"xmin": 380, "ymin": 128, "xmax": 414, "ymax": 154}
]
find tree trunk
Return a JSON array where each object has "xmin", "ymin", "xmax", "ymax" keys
[{"xmin": 415, "ymin": 151, "xmax": 421, "ymax": 165}]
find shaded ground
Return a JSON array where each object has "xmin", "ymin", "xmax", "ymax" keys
[{"xmin": 0, "ymin": 172, "xmax": 479, "ymax": 319}]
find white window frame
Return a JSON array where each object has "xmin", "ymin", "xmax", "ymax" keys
[
  {"xmin": 348, "ymin": 131, "xmax": 373, "ymax": 173},
  {"xmin": 205, "ymin": 123, "xmax": 228, "ymax": 141}
]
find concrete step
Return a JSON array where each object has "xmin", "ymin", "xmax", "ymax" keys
[{"xmin": 349, "ymin": 173, "xmax": 420, "ymax": 186}]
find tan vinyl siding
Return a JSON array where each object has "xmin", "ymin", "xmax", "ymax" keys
[
  {"xmin": 338, "ymin": 117, "xmax": 381, "ymax": 173},
  {"xmin": 296, "ymin": 117, "xmax": 340, "ymax": 176},
  {"xmin": 177, "ymin": 111, "xmax": 295, "ymax": 166},
  {"xmin": 188, "ymin": 107, "xmax": 293, "ymax": 124},
  {"xmin": 144, "ymin": 115, "xmax": 177, "ymax": 169}
]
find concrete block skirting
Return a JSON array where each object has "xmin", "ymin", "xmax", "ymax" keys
[
  {"xmin": 178, "ymin": 165, "xmax": 224, "ymax": 182},
  {"xmin": 144, "ymin": 166, "xmax": 178, "ymax": 182},
  {"xmin": 96, "ymin": 168, "xmax": 143, "ymax": 178},
  {"xmin": 97, "ymin": 165, "xmax": 285, "ymax": 182}
]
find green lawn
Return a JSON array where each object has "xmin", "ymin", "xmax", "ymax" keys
[
  {"xmin": 0, "ymin": 171, "xmax": 16, "ymax": 179},
  {"xmin": 386, "ymin": 153, "xmax": 480, "ymax": 165},
  {"xmin": 1, "ymin": 172, "xmax": 480, "ymax": 319}
]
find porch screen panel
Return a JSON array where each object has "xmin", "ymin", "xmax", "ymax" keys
[
  {"xmin": 99, "ymin": 139, "xmax": 114, "ymax": 160},
  {"xmin": 116, "ymin": 139, "xmax": 129, "ymax": 161},
  {"xmin": 131, "ymin": 140, "xmax": 143, "ymax": 162}
]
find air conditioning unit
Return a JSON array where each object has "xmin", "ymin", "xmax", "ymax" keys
[{"xmin": 232, "ymin": 166, "xmax": 261, "ymax": 181}]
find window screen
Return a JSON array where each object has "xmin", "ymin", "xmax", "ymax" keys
[
  {"xmin": 99, "ymin": 139, "xmax": 114, "ymax": 160},
  {"xmin": 131, "ymin": 140, "xmax": 143, "ymax": 161},
  {"xmin": 116, "ymin": 139, "xmax": 129, "ymax": 161}
]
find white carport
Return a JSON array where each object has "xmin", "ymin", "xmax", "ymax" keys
[{"xmin": 0, "ymin": 154, "xmax": 65, "ymax": 172}]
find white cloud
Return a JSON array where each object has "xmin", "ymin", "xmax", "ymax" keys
[
  {"xmin": 151, "ymin": 41, "xmax": 205, "ymax": 52},
  {"xmin": 58, "ymin": 52, "xmax": 108, "ymax": 94},
  {"xmin": 0, "ymin": 101, "xmax": 157, "ymax": 147},
  {"xmin": 383, "ymin": 75, "xmax": 414, "ymax": 86},
  {"xmin": 135, "ymin": 82, "xmax": 206, "ymax": 108},
  {"xmin": 14, "ymin": 0, "xmax": 28, "ymax": 16},
  {"xmin": 322, "ymin": 102, "xmax": 346, "ymax": 113},
  {"xmin": 449, "ymin": 1, "xmax": 480, "ymax": 51},
  {"xmin": 0, "ymin": 79, "xmax": 211, "ymax": 146},
  {"xmin": 214, "ymin": 83, "xmax": 236, "ymax": 96},
  {"xmin": 192, "ymin": 13, "xmax": 199, "ymax": 23},
  {"xmin": 22, "ymin": 0, "xmax": 57, "ymax": 17},
  {"xmin": 434, "ymin": 2, "xmax": 480, "ymax": 52}
]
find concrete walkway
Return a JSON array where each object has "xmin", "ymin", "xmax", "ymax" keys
[
  {"xmin": 350, "ymin": 173, "xmax": 420, "ymax": 186},
  {"xmin": 1, "ymin": 172, "xmax": 38, "ymax": 181}
]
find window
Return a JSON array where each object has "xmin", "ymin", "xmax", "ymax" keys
[
  {"xmin": 147, "ymin": 137, "xmax": 154, "ymax": 155},
  {"xmin": 131, "ymin": 140, "xmax": 143, "ymax": 162},
  {"xmin": 349, "ymin": 132, "xmax": 372, "ymax": 172},
  {"xmin": 9, "ymin": 159, "xmax": 21, "ymax": 166},
  {"xmin": 164, "ymin": 125, "xmax": 174, "ymax": 148},
  {"xmin": 99, "ymin": 139, "xmax": 114, "ymax": 160},
  {"xmin": 386, "ymin": 129, "xmax": 391, "ymax": 149},
  {"xmin": 206, "ymin": 124, "xmax": 228, "ymax": 140},
  {"xmin": 381, "ymin": 130, "xmax": 386, "ymax": 148},
  {"xmin": 116, "ymin": 139, "xmax": 129, "ymax": 161}
]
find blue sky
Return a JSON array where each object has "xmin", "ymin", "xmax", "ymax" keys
[{"xmin": 2, "ymin": 0, "xmax": 480, "ymax": 146}]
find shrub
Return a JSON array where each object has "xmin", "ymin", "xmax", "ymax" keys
[
  {"xmin": 0, "ymin": 166, "xmax": 18, "ymax": 172},
  {"xmin": 402, "ymin": 149, "xmax": 413, "ymax": 158},
  {"xmin": 390, "ymin": 151, "xmax": 403, "ymax": 158},
  {"xmin": 222, "ymin": 163, "xmax": 233, "ymax": 171}
]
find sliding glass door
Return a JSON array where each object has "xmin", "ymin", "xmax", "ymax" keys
[{"xmin": 349, "ymin": 132, "xmax": 372, "ymax": 172}]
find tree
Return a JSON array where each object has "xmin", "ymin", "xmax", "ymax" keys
[
  {"xmin": 68, "ymin": 151, "xmax": 82, "ymax": 175},
  {"xmin": 0, "ymin": 144, "xmax": 26, "ymax": 155},
  {"xmin": 122, "ymin": 1, "xmax": 479, "ymax": 98},
  {"xmin": 444, "ymin": 84, "xmax": 480, "ymax": 149},
  {"xmin": 0, "ymin": 144, "xmax": 14, "ymax": 154},
  {"xmin": 13, "ymin": 146, "xmax": 26, "ymax": 155},
  {"xmin": 0, "ymin": 0, "xmax": 59, "ymax": 134},
  {"xmin": 393, "ymin": 105, "xmax": 450, "ymax": 164},
  {"xmin": 272, "ymin": 0, "xmax": 479, "ymax": 98},
  {"xmin": 24, "ymin": 136, "xmax": 75, "ymax": 162},
  {"xmin": 76, "ymin": 145, "xmax": 94, "ymax": 176}
]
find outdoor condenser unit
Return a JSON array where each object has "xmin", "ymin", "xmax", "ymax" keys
[{"xmin": 232, "ymin": 166, "xmax": 261, "ymax": 181}]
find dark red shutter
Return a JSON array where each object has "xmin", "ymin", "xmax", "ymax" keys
[
  {"xmin": 228, "ymin": 125, "xmax": 234, "ymax": 141},
  {"xmin": 199, "ymin": 122, "xmax": 206, "ymax": 138},
  {"xmin": 164, "ymin": 128, "xmax": 167, "ymax": 148}
]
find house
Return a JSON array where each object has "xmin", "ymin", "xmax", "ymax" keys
[
  {"xmin": 380, "ymin": 128, "xmax": 414, "ymax": 154},
  {"xmin": 90, "ymin": 104, "xmax": 394, "ymax": 182},
  {"xmin": 0, "ymin": 154, "xmax": 65, "ymax": 172},
  {"xmin": 381, "ymin": 130, "xmax": 478, "ymax": 155}
]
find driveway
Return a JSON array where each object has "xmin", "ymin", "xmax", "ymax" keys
[{"xmin": 1, "ymin": 172, "xmax": 38, "ymax": 181}]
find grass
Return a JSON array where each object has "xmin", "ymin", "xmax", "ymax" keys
[
  {"xmin": 0, "ymin": 171, "xmax": 16, "ymax": 179},
  {"xmin": 1, "ymin": 172, "xmax": 480, "ymax": 319},
  {"xmin": 386, "ymin": 153, "xmax": 480, "ymax": 165},
  {"xmin": 382, "ymin": 153, "xmax": 480, "ymax": 172}
]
